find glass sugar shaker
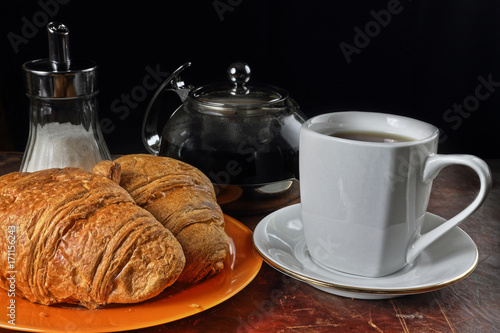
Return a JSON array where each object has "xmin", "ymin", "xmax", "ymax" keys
[{"xmin": 20, "ymin": 22, "xmax": 111, "ymax": 173}]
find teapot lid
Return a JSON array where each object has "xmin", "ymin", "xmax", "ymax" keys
[
  {"xmin": 191, "ymin": 62, "xmax": 289, "ymax": 112},
  {"xmin": 143, "ymin": 61, "xmax": 296, "ymax": 154}
]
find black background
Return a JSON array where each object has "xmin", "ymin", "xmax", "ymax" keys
[{"xmin": 1, "ymin": 0, "xmax": 499, "ymax": 157}]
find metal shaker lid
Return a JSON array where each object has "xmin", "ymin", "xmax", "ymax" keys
[{"xmin": 22, "ymin": 22, "xmax": 97, "ymax": 98}]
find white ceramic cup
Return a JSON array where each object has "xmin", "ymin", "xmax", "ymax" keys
[{"xmin": 299, "ymin": 111, "xmax": 492, "ymax": 277}]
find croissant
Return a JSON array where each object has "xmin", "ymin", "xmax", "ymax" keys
[
  {"xmin": 95, "ymin": 154, "xmax": 230, "ymax": 284},
  {"xmin": 0, "ymin": 167, "xmax": 185, "ymax": 309}
]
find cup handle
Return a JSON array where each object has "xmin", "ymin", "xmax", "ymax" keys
[{"xmin": 406, "ymin": 154, "xmax": 492, "ymax": 263}]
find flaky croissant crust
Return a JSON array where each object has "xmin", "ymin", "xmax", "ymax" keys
[
  {"xmin": 0, "ymin": 167, "xmax": 185, "ymax": 309},
  {"xmin": 103, "ymin": 154, "xmax": 230, "ymax": 284}
]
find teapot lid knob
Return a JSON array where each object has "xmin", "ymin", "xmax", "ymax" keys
[{"xmin": 227, "ymin": 62, "xmax": 251, "ymax": 94}]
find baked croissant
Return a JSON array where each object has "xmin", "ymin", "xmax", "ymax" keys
[
  {"xmin": 95, "ymin": 154, "xmax": 230, "ymax": 284},
  {"xmin": 0, "ymin": 167, "xmax": 185, "ymax": 309}
]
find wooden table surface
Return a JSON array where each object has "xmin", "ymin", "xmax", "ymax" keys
[{"xmin": 0, "ymin": 152, "xmax": 499, "ymax": 333}]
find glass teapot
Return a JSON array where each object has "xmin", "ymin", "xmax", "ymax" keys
[{"xmin": 142, "ymin": 62, "xmax": 306, "ymax": 215}]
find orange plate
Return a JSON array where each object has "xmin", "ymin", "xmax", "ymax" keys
[{"xmin": 0, "ymin": 215, "xmax": 262, "ymax": 332}]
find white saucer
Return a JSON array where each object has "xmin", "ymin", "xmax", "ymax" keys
[{"xmin": 253, "ymin": 204, "xmax": 478, "ymax": 300}]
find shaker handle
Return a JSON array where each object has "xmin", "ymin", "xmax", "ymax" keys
[{"xmin": 142, "ymin": 62, "xmax": 192, "ymax": 155}]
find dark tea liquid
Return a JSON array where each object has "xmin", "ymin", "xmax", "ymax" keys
[
  {"xmin": 160, "ymin": 137, "xmax": 299, "ymax": 185},
  {"xmin": 329, "ymin": 130, "xmax": 414, "ymax": 143}
]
